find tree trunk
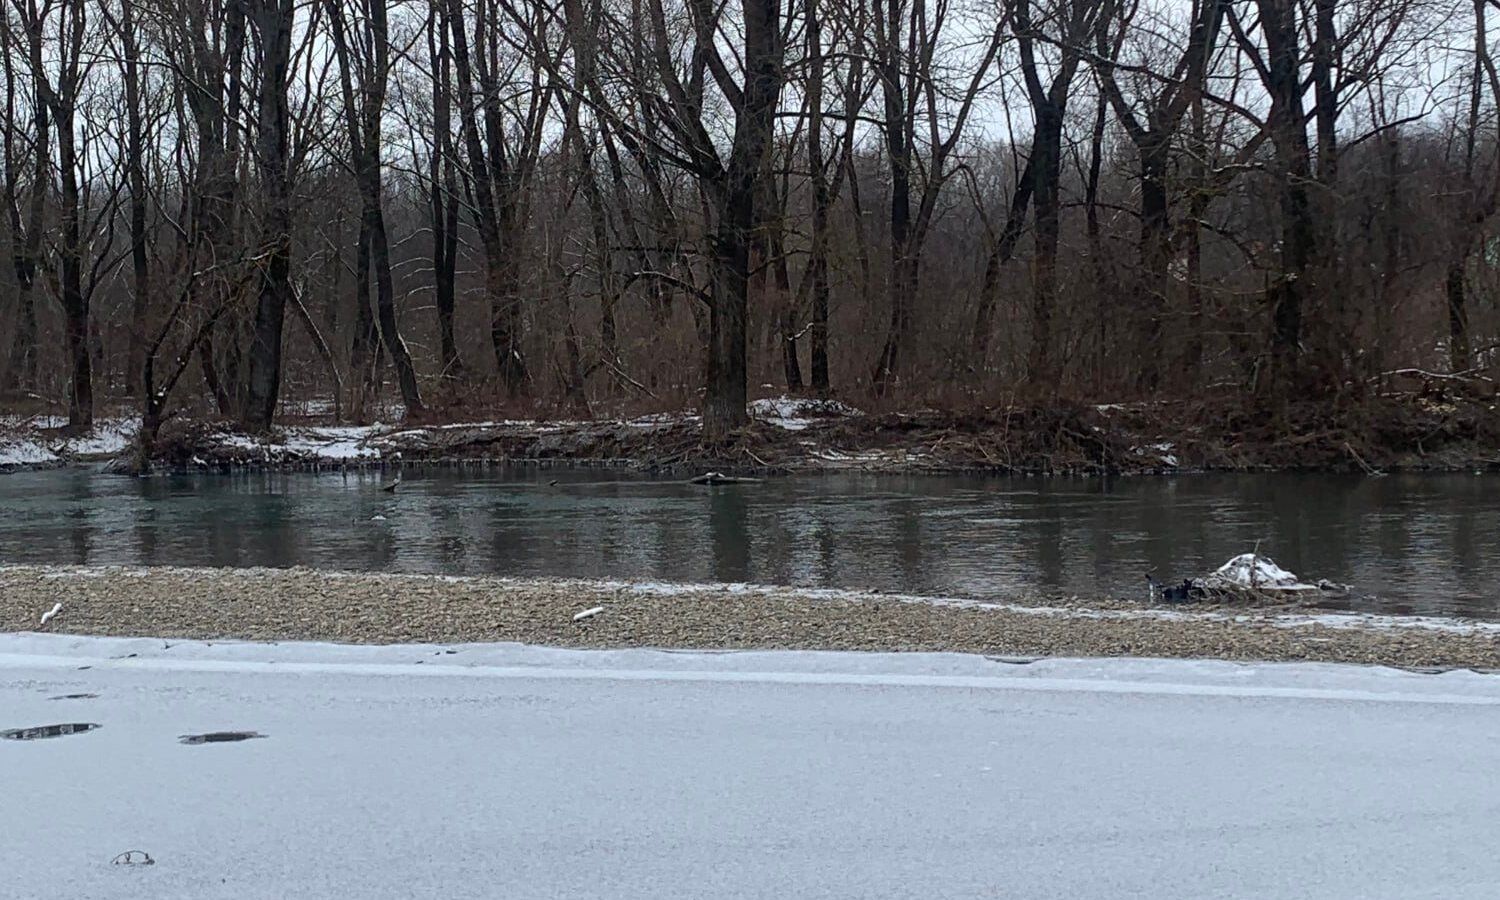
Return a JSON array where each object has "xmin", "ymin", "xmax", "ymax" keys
[
  {"xmin": 704, "ymin": 213, "xmax": 752, "ymax": 440},
  {"xmin": 326, "ymin": 0, "xmax": 424, "ymax": 417},
  {"xmin": 30, "ymin": 1, "xmax": 92, "ymax": 430},
  {"xmin": 56, "ymin": 92, "xmax": 91, "ymax": 431},
  {"xmin": 774, "ymin": 246, "xmax": 802, "ymax": 391},
  {"xmin": 430, "ymin": 0, "xmax": 465, "ymax": 381},
  {"xmin": 349, "ymin": 216, "xmax": 379, "ymax": 423},
  {"xmin": 971, "ymin": 154, "xmax": 1035, "ymax": 368},
  {"xmin": 1028, "ymin": 104, "xmax": 1063, "ymax": 384},
  {"xmin": 368, "ymin": 199, "xmax": 424, "ymax": 416},
  {"xmin": 871, "ymin": 8, "xmax": 911, "ymax": 396},
  {"xmin": 1253, "ymin": 0, "xmax": 1316, "ymax": 387},
  {"xmin": 242, "ymin": 0, "xmax": 296, "ymax": 432},
  {"xmin": 0, "ymin": 6, "xmax": 42, "ymax": 395},
  {"xmin": 447, "ymin": 0, "xmax": 529, "ymax": 396},
  {"xmin": 119, "ymin": 0, "xmax": 150, "ymax": 400},
  {"xmin": 1446, "ymin": 258, "xmax": 1471, "ymax": 373},
  {"xmin": 804, "ymin": 0, "xmax": 830, "ymax": 393},
  {"xmin": 0, "ymin": 84, "xmax": 42, "ymax": 395},
  {"xmin": 1138, "ymin": 133, "xmax": 1171, "ymax": 389},
  {"xmin": 700, "ymin": 0, "xmax": 783, "ymax": 441},
  {"xmin": 434, "ymin": 179, "xmax": 463, "ymax": 380},
  {"xmin": 1183, "ymin": 94, "xmax": 1208, "ymax": 378}
]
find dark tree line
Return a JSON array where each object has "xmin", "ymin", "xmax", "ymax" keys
[{"xmin": 0, "ymin": 0, "xmax": 1496, "ymax": 442}]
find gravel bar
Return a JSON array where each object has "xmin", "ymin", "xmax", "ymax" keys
[{"xmin": 3, "ymin": 565, "xmax": 1499, "ymax": 669}]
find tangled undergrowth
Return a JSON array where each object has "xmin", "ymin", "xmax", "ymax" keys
[{"xmin": 123, "ymin": 387, "xmax": 1500, "ymax": 477}]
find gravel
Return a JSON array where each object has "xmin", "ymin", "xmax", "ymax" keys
[{"xmin": 2, "ymin": 565, "xmax": 1498, "ymax": 669}]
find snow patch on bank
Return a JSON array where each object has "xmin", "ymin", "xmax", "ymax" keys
[
  {"xmin": 1131, "ymin": 441, "xmax": 1178, "ymax": 468},
  {"xmin": 0, "ymin": 437, "xmax": 58, "ymax": 467},
  {"xmin": 0, "ymin": 416, "xmax": 139, "ymax": 468},
  {"xmin": 57, "ymin": 419, "xmax": 139, "ymax": 457},
  {"xmin": 201, "ymin": 424, "xmax": 386, "ymax": 463},
  {"xmin": 749, "ymin": 396, "xmax": 862, "ymax": 430},
  {"xmin": 281, "ymin": 426, "xmax": 384, "ymax": 460}
]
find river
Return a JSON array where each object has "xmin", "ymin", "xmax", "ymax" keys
[{"xmin": 1, "ymin": 466, "xmax": 1496, "ymax": 619}]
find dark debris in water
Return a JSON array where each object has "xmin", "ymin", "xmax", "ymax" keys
[
  {"xmin": 2, "ymin": 722, "xmax": 101, "ymax": 741},
  {"xmin": 179, "ymin": 731, "xmax": 266, "ymax": 745}
]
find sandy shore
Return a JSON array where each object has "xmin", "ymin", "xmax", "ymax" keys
[{"xmin": 2, "ymin": 565, "xmax": 1498, "ymax": 669}]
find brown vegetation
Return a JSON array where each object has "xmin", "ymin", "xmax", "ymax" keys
[{"xmin": 0, "ymin": 0, "xmax": 1497, "ymax": 462}]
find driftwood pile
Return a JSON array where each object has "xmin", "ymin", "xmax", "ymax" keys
[{"xmin": 1150, "ymin": 554, "xmax": 1351, "ymax": 606}]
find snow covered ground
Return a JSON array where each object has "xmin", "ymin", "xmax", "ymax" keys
[
  {"xmin": 3, "ymin": 634, "xmax": 1498, "ymax": 899},
  {"xmin": 0, "ymin": 416, "xmax": 139, "ymax": 468}
]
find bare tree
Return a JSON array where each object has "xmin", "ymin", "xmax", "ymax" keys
[
  {"xmin": 1014, "ymin": 0, "xmax": 1102, "ymax": 383},
  {"xmin": 1095, "ymin": 0, "xmax": 1225, "ymax": 389},
  {"xmin": 0, "ymin": 1, "xmax": 45, "ymax": 395},
  {"xmin": 447, "ymin": 0, "xmax": 553, "ymax": 396},
  {"xmin": 15, "ymin": 0, "xmax": 101, "ymax": 430},
  {"xmin": 867, "ymin": 0, "xmax": 1006, "ymax": 394},
  {"xmin": 101, "ymin": 0, "xmax": 155, "ymax": 400},
  {"xmin": 326, "ymin": 0, "xmax": 426, "ymax": 419},
  {"xmin": 1444, "ymin": 0, "xmax": 1500, "ymax": 373}
]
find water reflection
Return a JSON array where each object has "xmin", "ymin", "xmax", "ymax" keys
[{"xmin": 2, "ymin": 467, "xmax": 1499, "ymax": 619}]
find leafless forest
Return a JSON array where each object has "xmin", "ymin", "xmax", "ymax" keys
[{"xmin": 0, "ymin": 0, "xmax": 1497, "ymax": 444}]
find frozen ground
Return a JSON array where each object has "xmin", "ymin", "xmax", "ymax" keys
[
  {"xmin": 0, "ymin": 417, "xmax": 139, "ymax": 468},
  {"xmin": 2, "ymin": 634, "xmax": 1499, "ymax": 899}
]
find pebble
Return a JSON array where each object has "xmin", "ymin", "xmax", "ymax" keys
[{"xmin": 1, "ymin": 565, "xmax": 1497, "ymax": 669}]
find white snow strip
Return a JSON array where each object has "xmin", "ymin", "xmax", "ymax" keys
[
  {"xmin": 573, "ymin": 606, "xmax": 606, "ymax": 622},
  {"xmin": 0, "ymin": 633, "xmax": 1497, "ymax": 706},
  {"xmin": 38, "ymin": 602, "xmax": 62, "ymax": 626}
]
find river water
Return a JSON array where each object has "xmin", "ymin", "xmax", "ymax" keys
[{"xmin": 1, "ymin": 467, "xmax": 1497, "ymax": 619}]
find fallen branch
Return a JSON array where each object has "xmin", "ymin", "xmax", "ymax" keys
[
  {"xmin": 689, "ymin": 471, "xmax": 763, "ymax": 485},
  {"xmin": 1343, "ymin": 441, "xmax": 1385, "ymax": 476}
]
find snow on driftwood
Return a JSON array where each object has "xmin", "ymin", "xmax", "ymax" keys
[
  {"xmin": 1208, "ymin": 554, "xmax": 1307, "ymax": 590},
  {"xmin": 1199, "ymin": 553, "xmax": 1348, "ymax": 597},
  {"xmin": 1151, "ymin": 553, "xmax": 1350, "ymax": 605},
  {"xmin": 39, "ymin": 603, "xmax": 63, "ymax": 627}
]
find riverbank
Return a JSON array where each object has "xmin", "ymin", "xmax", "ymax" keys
[
  {"xmin": 3, "ymin": 565, "xmax": 1498, "ymax": 669},
  {"xmin": 3, "ymin": 390, "xmax": 1499, "ymax": 476}
]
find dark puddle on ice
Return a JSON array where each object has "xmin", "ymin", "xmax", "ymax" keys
[
  {"xmin": 179, "ymin": 731, "xmax": 266, "ymax": 745},
  {"xmin": 2, "ymin": 722, "xmax": 101, "ymax": 741}
]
